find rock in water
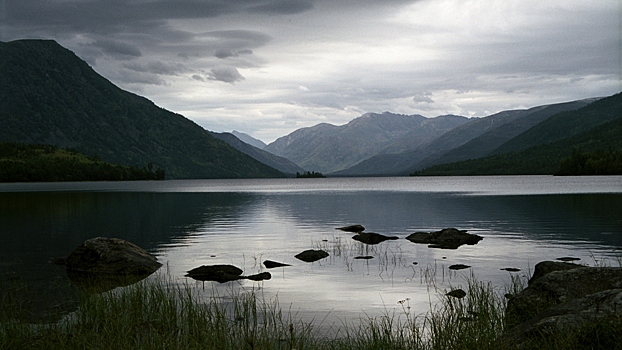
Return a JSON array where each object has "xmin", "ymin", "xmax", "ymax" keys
[
  {"xmin": 263, "ymin": 260, "xmax": 291, "ymax": 269},
  {"xmin": 245, "ymin": 272, "xmax": 272, "ymax": 281},
  {"xmin": 528, "ymin": 260, "xmax": 582, "ymax": 285},
  {"xmin": 448, "ymin": 264, "xmax": 471, "ymax": 270},
  {"xmin": 185, "ymin": 264, "xmax": 243, "ymax": 283},
  {"xmin": 294, "ymin": 249, "xmax": 329, "ymax": 262},
  {"xmin": 64, "ymin": 237, "xmax": 161, "ymax": 275},
  {"xmin": 504, "ymin": 263, "xmax": 622, "ymax": 345},
  {"xmin": 336, "ymin": 224, "xmax": 365, "ymax": 233},
  {"xmin": 555, "ymin": 256, "xmax": 581, "ymax": 262},
  {"xmin": 354, "ymin": 256, "xmax": 374, "ymax": 260},
  {"xmin": 446, "ymin": 289, "xmax": 467, "ymax": 298},
  {"xmin": 405, "ymin": 228, "xmax": 483, "ymax": 249},
  {"xmin": 352, "ymin": 232, "xmax": 399, "ymax": 245}
]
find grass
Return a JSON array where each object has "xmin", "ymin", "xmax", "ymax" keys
[
  {"xmin": 1, "ymin": 270, "xmax": 520, "ymax": 350},
  {"xmin": 2, "ymin": 252, "xmax": 621, "ymax": 349}
]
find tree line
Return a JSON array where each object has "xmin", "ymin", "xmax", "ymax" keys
[
  {"xmin": 0, "ymin": 143, "xmax": 165, "ymax": 182},
  {"xmin": 556, "ymin": 149, "xmax": 622, "ymax": 175},
  {"xmin": 296, "ymin": 171, "xmax": 326, "ymax": 178}
]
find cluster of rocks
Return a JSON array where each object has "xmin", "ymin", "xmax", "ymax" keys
[
  {"xmin": 337, "ymin": 225, "xmax": 483, "ymax": 250},
  {"xmin": 52, "ymin": 225, "xmax": 484, "ymax": 287},
  {"xmin": 52, "ymin": 234, "xmax": 621, "ymax": 347},
  {"xmin": 405, "ymin": 228, "xmax": 483, "ymax": 249}
]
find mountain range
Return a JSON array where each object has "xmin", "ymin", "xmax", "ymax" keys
[
  {"xmin": 260, "ymin": 94, "xmax": 621, "ymax": 176},
  {"xmin": 1, "ymin": 39, "xmax": 620, "ymax": 179}
]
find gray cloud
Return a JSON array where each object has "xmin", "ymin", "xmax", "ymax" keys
[
  {"xmin": 207, "ymin": 66, "xmax": 246, "ymax": 83},
  {"xmin": 89, "ymin": 39, "xmax": 142, "ymax": 60},
  {"xmin": 122, "ymin": 61, "xmax": 187, "ymax": 76},
  {"xmin": 2, "ymin": 1, "xmax": 316, "ymax": 32},
  {"xmin": 412, "ymin": 93, "xmax": 434, "ymax": 104},
  {"xmin": 249, "ymin": 0, "xmax": 314, "ymax": 14},
  {"xmin": 215, "ymin": 49, "xmax": 254, "ymax": 59},
  {"xmin": 1, "ymin": 0, "xmax": 619, "ymax": 142}
]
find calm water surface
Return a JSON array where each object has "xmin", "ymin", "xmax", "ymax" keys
[{"xmin": 1, "ymin": 176, "xmax": 621, "ymax": 326}]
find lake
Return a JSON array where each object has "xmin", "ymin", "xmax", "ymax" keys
[{"xmin": 1, "ymin": 175, "xmax": 621, "ymax": 327}]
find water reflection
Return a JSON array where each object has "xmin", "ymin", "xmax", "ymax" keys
[
  {"xmin": 0, "ymin": 179, "xmax": 620, "ymax": 324},
  {"xmin": 0, "ymin": 191, "xmax": 255, "ymax": 321}
]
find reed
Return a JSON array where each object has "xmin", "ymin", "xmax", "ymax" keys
[
  {"xmin": 1, "ymin": 271, "xmax": 525, "ymax": 350},
  {"xmin": 3, "ymin": 253, "xmax": 620, "ymax": 349}
]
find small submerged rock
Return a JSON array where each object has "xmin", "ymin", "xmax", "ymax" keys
[
  {"xmin": 352, "ymin": 232, "xmax": 399, "ymax": 245},
  {"xmin": 294, "ymin": 249, "xmax": 329, "ymax": 263},
  {"xmin": 446, "ymin": 289, "xmax": 467, "ymax": 299},
  {"xmin": 448, "ymin": 264, "xmax": 471, "ymax": 270},
  {"xmin": 501, "ymin": 267, "xmax": 522, "ymax": 272},
  {"xmin": 245, "ymin": 272, "xmax": 272, "ymax": 281},
  {"xmin": 263, "ymin": 260, "xmax": 291, "ymax": 269},
  {"xmin": 556, "ymin": 256, "xmax": 581, "ymax": 262},
  {"xmin": 336, "ymin": 224, "xmax": 365, "ymax": 233},
  {"xmin": 405, "ymin": 228, "xmax": 483, "ymax": 249}
]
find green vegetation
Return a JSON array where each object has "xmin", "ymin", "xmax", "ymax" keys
[
  {"xmin": 0, "ymin": 143, "xmax": 165, "ymax": 182},
  {"xmin": 556, "ymin": 149, "xmax": 622, "ymax": 175},
  {"xmin": 296, "ymin": 171, "xmax": 326, "ymax": 178}
]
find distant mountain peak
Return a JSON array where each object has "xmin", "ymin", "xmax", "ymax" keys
[
  {"xmin": 231, "ymin": 130, "xmax": 267, "ymax": 149},
  {"xmin": 264, "ymin": 112, "xmax": 467, "ymax": 173}
]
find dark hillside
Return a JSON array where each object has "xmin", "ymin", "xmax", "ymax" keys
[
  {"xmin": 209, "ymin": 131, "xmax": 305, "ymax": 176},
  {"xmin": 0, "ymin": 39, "xmax": 284, "ymax": 179},
  {"xmin": 412, "ymin": 99, "xmax": 622, "ymax": 175},
  {"xmin": 416, "ymin": 100, "xmax": 592, "ymax": 170},
  {"xmin": 493, "ymin": 93, "xmax": 621, "ymax": 154}
]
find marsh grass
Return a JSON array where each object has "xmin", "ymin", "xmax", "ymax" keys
[
  {"xmin": 314, "ymin": 236, "xmax": 409, "ymax": 275},
  {"xmin": 0, "ymin": 270, "xmax": 526, "ymax": 350},
  {"xmin": 1, "ymin": 273, "xmax": 318, "ymax": 350},
  {"xmin": 3, "ymin": 253, "xmax": 620, "ymax": 350}
]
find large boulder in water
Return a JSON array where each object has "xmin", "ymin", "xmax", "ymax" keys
[
  {"xmin": 506, "ymin": 264, "xmax": 622, "ymax": 326},
  {"xmin": 63, "ymin": 237, "xmax": 162, "ymax": 275},
  {"xmin": 405, "ymin": 228, "xmax": 483, "ymax": 249},
  {"xmin": 503, "ymin": 263, "xmax": 622, "ymax": 346},
  {"xmin": 527, "ymin": 260, "xmax": 583, "ymax": 285}
]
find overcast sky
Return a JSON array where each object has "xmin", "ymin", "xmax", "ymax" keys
[{"xmin": 2, "ymin": 0, "xmax": 620, "ymax": 143}]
